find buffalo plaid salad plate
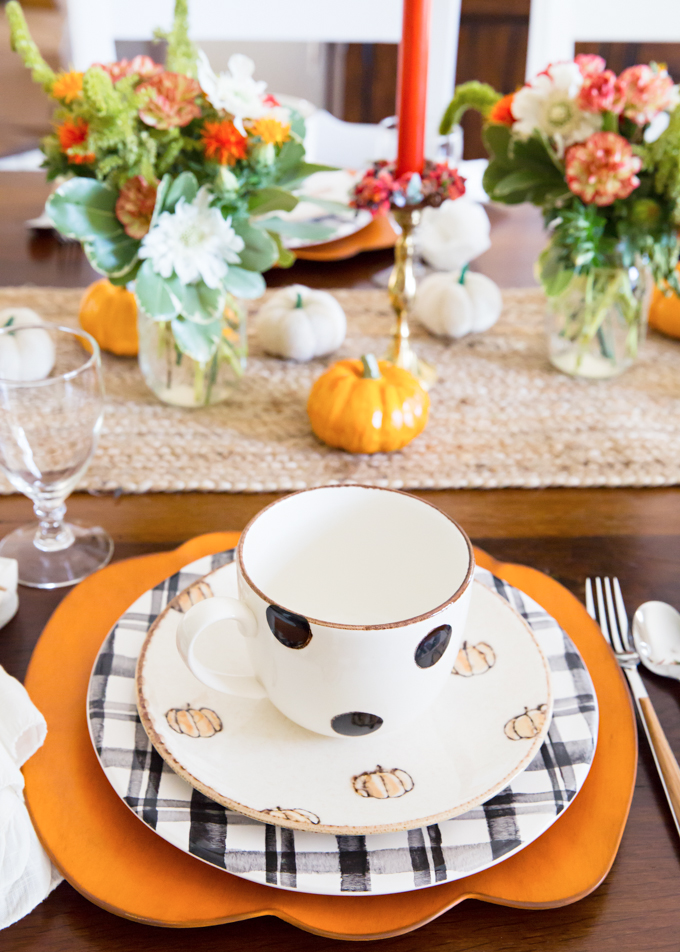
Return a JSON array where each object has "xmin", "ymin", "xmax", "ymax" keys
[{"xmin": 87, "ymin": 550, "xmax": 597, "ymax": 897}]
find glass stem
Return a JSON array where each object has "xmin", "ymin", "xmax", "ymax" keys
[{"xmin": 32, "ymin": 500, "xmax": 74, "ymax": 552}]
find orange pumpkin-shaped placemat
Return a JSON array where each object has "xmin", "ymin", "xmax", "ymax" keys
[
  {"xmin": 23, "ymin": 533, "xmax": 636, "ymax": 939},
  {"xmin": 295, "ymin": 215, "xmax": 397, "ymax": 262}
]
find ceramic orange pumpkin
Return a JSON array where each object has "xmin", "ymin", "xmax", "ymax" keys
[
  {"xmin": 307, "ymin": 354, "xmax": 429, "ymax": 454},
  {"xmin": 649, "ymin": 265, "xmax": 680, "ymax": 338},
  {"xmin": 79, "ymin": 279, "xmax": 139, "ymax": 356}
]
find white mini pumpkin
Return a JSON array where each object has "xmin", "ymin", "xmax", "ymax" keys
[
  {"xmin": 413, "ymin": 268, "xmax": 502, "ymax": 340},
  {"xmin": 0, "ymin": 307, "xmax": 55, "ymax": 381},
  {"xmin": 416, "ymin": 198, "xmax": 491, "ymax": 272},
  {"xmin": 256, "ymin": 285, "xmax": 346, "ymax": 361}
]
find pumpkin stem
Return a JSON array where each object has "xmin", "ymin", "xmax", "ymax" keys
[
  {"xmin": 458, "ymin": 263, "xmax": 469, "ymax": 285},
  {"xmin": 361, "ymin": 354, "xmax": 382, "ymax": 379},
  {"xmin": 294, "ymin": 292, "xmax": 304, "ymax": 309}
]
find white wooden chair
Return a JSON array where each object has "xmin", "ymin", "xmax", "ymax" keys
[
  {"xmin": 526, "ymin": 0, "xmax": 680, "ymax": 80},
  {"xmin": 62, "ymin": 0, "xmax": 461, "ymax": 165}
]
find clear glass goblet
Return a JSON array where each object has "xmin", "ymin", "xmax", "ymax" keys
[{"xmin": 0, "ymin": 324, "xmax": 113, "ymax": 588}]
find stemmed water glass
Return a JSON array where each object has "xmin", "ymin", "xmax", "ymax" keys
[{"xmin": 0, "ymin": 323, "xmax": 113, "ymax": 588}]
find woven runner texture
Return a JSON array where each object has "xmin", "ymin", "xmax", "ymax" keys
[{"xmin": 1, "ymin": 286, "xmax": 679, "ymax": 493}]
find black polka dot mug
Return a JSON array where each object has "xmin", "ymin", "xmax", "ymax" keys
[{"xmin": 176, "ymin": 485, "xmax": 474, "ymax": 738}]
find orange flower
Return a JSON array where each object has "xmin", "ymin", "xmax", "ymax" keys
[
  {"xmin": 247, "ymin": 117, "xmax": 290, "ymax": 146},
  {"xmin": 57, "ymin": 117, "xmax": 95, "ymax": 164},
  {"xmin": 201, "ymin": 120, "xmax": 248, "ymax": 165},
  {"xmin": 51, "ymin": 70, "xmax": 83, "ymax": 103},
  {"xmin": 488, "ymin": 93, "xmax": 515, "ymax": 126}
]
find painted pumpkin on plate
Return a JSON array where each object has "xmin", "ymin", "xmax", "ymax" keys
[
  {"xmin": 504, "ymin": 704, "xmax": 548, "ymax": 740},
  {"xmin": 175, "ymin": 580, "xmax": 213, "ymax": 613},
  {"xmin": 353, "ymin": 766, "xmax": 414, "ymax": 799},
  {"xmin": 452, "ymin": 640, "xmax": 496, "ymax": 676},
  {"xmin": 79, "ymin": 279, "xmax": 139, "ymax": 356},
  {"xmin": 166, "ymin": 707, "xmax": 222, "ymax": 738},
  {"xmin": 260, "ymin": 808, "xmax": 321, "ymax": 825},
  {"xmin": 307, "ymin": 354, "xmax": 429, "ymax": 454}
]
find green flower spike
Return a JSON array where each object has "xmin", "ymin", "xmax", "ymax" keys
[{"xmin": 5, "ymin": 0, "xmax": 55, "ymax": 91}]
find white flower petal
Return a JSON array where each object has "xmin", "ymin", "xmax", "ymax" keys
[{"xmin": 139, "ymin": 186, "xmax": 244, "ymax": 289}]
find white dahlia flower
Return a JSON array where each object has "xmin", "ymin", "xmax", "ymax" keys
[
  {"xmin": 197, "ymin": 50, "xmax": 267, "ymax": 134},
  {"xmin": 512, "ymin": 62, "xmax": 601, "ymax": 156},
  {"xmin": 139, "ymin": 187, "xmax": 244, "ymax": 288}
]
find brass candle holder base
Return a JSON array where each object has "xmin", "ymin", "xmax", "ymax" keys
[{"xmin": 385, "ymin": 205, "xmax": 437, "ymax": 390}]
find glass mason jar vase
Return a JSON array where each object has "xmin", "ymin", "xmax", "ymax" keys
[
  {"xmin": 137, "ymin": 297, "xmax": 247, "ymax": 407},
  {"xmin": 543, "ymin": 253, "xmax": 652, "ymax": 379}
]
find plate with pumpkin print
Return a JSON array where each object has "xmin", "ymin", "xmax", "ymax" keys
[
  {"xmin": 88, "ymin": 549, "xmax": 597, "ymax": 895},
  {"xmin": 133, "ymin": 560, "xmax": 552, "ymax": 836}
]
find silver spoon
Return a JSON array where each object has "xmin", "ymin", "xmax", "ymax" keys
[{"xmin": 632, "ymin": 601, "xmax": 680, "ymax": 681}]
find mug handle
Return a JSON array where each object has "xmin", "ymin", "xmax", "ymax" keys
[{"xmin": 176, "ymin": 597, "xmax": 267, "ymax": 699}]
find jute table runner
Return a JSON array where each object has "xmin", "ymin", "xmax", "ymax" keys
[{"xmin": 1, "ymin": 286, "xmax": 680, "ymax": 493}]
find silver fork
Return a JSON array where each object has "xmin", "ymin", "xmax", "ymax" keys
[{"xmin": 586, "ymin": 577, "xmax": 680, "ymax": 838}]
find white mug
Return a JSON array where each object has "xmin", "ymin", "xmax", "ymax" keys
[{"xmin": 177, "ymin": 486, "xmax": 474, "ymax": 738}]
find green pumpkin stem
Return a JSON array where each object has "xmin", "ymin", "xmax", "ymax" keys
[
  {"xmin": 295, "ymin": 292, "xmax": 303, "ymax": 308},
  {"xmin": 458, "ymin": 263, "xmax": 470, "ymax": 285},
  {"xmin": 361, "ymin": 354, "xmax": 381, "ymax": 379}
]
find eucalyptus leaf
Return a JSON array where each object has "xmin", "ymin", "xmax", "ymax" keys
[
  {"xmin": 222, "ymin": 266, "xmax": 266, "ymax": 299},
  {"xmin": 170, "ymin": 315, "xmax": 222, "ymax": 363},
  {"xmin": 171, "ymin": 281, "xmax": 226, "ymax": 323},
  {"xmin": 135, "ymin": 260, "xmax": 180, "ymax": 319},
  {"xmin": 256, "ymin": 217, "xmax": 335, "ymax": 241},
  {"xmin": 276, "ymin": 161, "xmax": 337, "ymax": 189},
  {"xmin": 83, "ymin": 231, "xmax": 140, "ymax": 278},
  {"xmin": 248, "ymin": 186, "xmax": 298, "ymax": 216},
  {"xmin": 108, "ymin": 259, "xmax": 142, "ymax": 286},
  {"xmin": 269, "ymin": 230, "xmax": 296, "ymax": 268},
  {"xmin": 151, "ymin": 174, "xmax": 172, "ymax": 228},
  {"xmin": 288, "ymin": 108, "xmax": 306, "ymax": 140},
  {"xmin": 162, "ymin": 171, "xmax": 199, "ymax": 212},
  {"xmin": 275, "ymin": 140, "xmax": 305, "ymax": 174},
  {"xmin": 232, "ymin": 219, "xmax": 279, "ymax": 272},
  {"xmin": 47, "ymin": 179, "xmax": 120, "ymax": 240}
]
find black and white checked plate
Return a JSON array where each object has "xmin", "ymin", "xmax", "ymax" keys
[{"xmin": 87, "ymin": 551, "xmax": 598, "ymax": 897}]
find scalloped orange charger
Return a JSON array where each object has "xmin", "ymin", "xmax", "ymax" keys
[{"xmin": 22, "ymin": 532, "xmax": 636, "ymax": 940}]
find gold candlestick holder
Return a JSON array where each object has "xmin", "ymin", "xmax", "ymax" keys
[{"xmin": 385, "ymin": 205, "xmax": 437, "ymax": 389}]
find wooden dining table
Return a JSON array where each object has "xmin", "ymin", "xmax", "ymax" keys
[{"xmin": 1, "ymin": 170, "xmax": 679, "ymax": 952}]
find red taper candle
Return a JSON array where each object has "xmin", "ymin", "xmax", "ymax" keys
[{"xmin": 395, "ymin": 0, "xmax": 432, "ymax": 177}]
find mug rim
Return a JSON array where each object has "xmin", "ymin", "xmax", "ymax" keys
[{"xmin": 237, "ymin": 484, "xmax": 475, "ymax": 631}]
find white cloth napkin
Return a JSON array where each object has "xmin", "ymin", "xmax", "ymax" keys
[{"xmin": 0, "ymin": 666, "xmax": 62, "ymax": 930}]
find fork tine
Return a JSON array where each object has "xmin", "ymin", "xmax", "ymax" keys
[
  {"xmin": 585, "ymin": 578, "xmax": 595, "ymax": 619},
  {"xmin": 594, "ymin": 577, "xmax": 613, "ymax": 649},
  {"xmin": 604, "ymin": 577, "xmax": 626, "ymax": 654},
  {"xmin": 612, "ymin": 578, "xmax": 632, "ymax": 651}
]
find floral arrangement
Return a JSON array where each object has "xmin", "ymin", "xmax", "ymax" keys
[
  {"xmin": 444, "ymin": 59, "xmax": 680, "ymax": 375},
  {"xmin": 351, "ymin": 159, "xmax": 466, "ymax": 216},
  {"xmin": 448, "ymin": 59, "xmax": 680, "ymax": 290},
  {"xmin": 6, "ymin": 0, "xmax": 331, "ymax": 371}
]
